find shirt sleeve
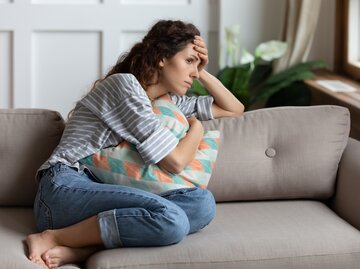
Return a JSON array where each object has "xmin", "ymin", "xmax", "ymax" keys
[
  {"xmin": 170, "ymin": 94, "xmax": 214, "ymax": 121},
  {"xmin": 80, "ymin": 73, "xmax": 178, "ymax": 165}
]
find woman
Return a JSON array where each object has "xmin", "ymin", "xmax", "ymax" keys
[{"xmin": 26, "ymin": 20, "xmax": 244, "ymax": 269}]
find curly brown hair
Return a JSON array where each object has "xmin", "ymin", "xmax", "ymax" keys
[
  {"xmin": 103, "ymin": 20, "xmax": 200, "ymax": 88},
  {"xmin": 68, "ymin": 20, "xmax": 200, "ymax": 119}
]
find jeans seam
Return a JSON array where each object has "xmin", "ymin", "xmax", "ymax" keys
[
  {"xmin": 49, "ymin": 165, "xmax": 166, "ymax": 205},
  {"xmin": 161, "ymin": 187, "xmax": 198, "ymax": 198},
  {"xmin": 39, "ymin": 198, "xmax": 53, "ymax": 229},
  {"xmin": 50, "ymin": 176, "xmax": 165, "ymax": 206},
  {"xmin": 36, "ymin": 185, "xmax": 53, "ymax": 230},
  {"xmin": 117, "ymin": 208, "xmax": 166, "ymax": 218}
]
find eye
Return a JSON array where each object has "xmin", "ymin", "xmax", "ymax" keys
[{"xmin": 186, "ymin": 58, "xmax": 194, "ymax": 64}]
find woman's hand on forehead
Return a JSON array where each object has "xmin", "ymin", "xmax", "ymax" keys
[{"xmin": 193, "ymin": 35, "xmax": 208, "ymax": 72}]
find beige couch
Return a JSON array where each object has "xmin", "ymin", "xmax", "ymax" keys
[{"xmin": 0, "ymin": 105, "xmax": 359, "ymax": 269}]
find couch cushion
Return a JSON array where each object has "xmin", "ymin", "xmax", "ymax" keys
[
  {"xmin": 0, "ymin": 109, "xmax": 64, "ymax": 206},
  {"xmin": 202, "ymin": 105, "xmax": 350, "ymax": 201},
  {"xmin": 79, "ymin": 94, "xmax": 220, "ymax": 193},
  {"xmin": 86, "ymin": 201, "xmax": 360, "ymax": 269},
  {"xmin": 0, "ymin": 208, "xmax": 80, "ymax": 269}
]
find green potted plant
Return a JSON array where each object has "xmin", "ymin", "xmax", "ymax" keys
[{"xmin": 191, "ymin": 25, "xmax": 326, "ymax": 110}]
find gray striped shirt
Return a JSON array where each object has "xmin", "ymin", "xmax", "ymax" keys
[{"xmin": 39, "ymin": 73, "xmax": 214, "ymax": 172}]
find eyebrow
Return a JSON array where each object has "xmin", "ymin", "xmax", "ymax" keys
[{"xmin": 190, "ymin": 54, "xmax": 200, "ymax": 61}]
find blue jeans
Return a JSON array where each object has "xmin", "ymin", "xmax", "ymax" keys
[{"xmin": 34, "ymin": 163, "xmax": 216, "ymax": 248}]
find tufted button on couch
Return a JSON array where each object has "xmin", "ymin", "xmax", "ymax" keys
[{"xmin": 0, "ymin": 105, "xmax": 359, "ymax": 269}]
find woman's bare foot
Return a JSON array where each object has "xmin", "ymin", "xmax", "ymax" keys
[
  {"xmin": 42, "ymin": 246, "xmax": 101, "ymax": 269},
  {"xmin": 26, "ymin": 230, "xmax": 58, "ymax": 268}
]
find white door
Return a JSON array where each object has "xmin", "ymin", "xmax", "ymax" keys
[{"xmin": 0, "ymin": 0, "xmax": 219, "ymax": 118}]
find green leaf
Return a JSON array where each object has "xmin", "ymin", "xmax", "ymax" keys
[
  {"xmin": 248, "ymin": 63, "xmax": 273, "ymax": 89},
  {"xmin": 188, "ymin": 80, "xmax": 208, "ymax": 96},
  {"xmin": 232, "ymin": 64, "xmax": 252, "ymax": 93},
  {"xmin": 254, "ymin": 70, "xmax": 315, "ymax": 102},
  {"xmin": 217, "ymin": 64, "xmax": 252, "ymax": 109},
  {"xmin": 266, "ymin": 81, "xmax": 311, "ymax": 107},
  {"xmin": 217, "ymin": 67, "xmax": 237, "ymax": 90},
  {"xmin": 251, "ymin": 60, "xmax": 327, "ymax": 104},
  {"xmin": 267, "ymin": 60, "xmax": 326, "ymax": 85}
]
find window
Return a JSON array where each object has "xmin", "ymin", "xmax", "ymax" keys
[{"xmin": 336, "ymin": 0, "xmax": 360, "ymax": 80}]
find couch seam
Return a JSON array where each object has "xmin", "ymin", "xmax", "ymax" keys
[{"xmin": 91, "ymin": 250, "xmax": 360, "ymax": 269}]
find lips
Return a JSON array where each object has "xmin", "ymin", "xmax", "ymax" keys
[{"xmin": 185, "ymin": 81, "xmax": 192, "ymax": 88}]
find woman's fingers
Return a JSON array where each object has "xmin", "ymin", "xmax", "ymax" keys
[
  {"xmin": 193, "ymin": 36, "xmax": 208, "ymax": 70},
  {"xmin": 193, "ymin": 36, "xmax": 207, "ymax": 52}
]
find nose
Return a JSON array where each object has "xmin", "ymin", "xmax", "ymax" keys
[{"xmin": 190, "ymin": 67, "xmax": 199, "ymax": 79}]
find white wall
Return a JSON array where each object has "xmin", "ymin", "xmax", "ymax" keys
[
  {"xmin": 219, "ymin": 0, "xmax": 336, "ymax": 69},
  {"xmin": 0, "ymin": 0, "xmax": 336, "ymax": 118},
  {"xmin": 0, "ymin": 0, "xmax": 219, "ymax": 117},
  {"xmin": 219, "ymin": 0, "xmax": 286, "ymax": 67}
]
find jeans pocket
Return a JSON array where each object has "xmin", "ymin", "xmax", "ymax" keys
[{"xmin": 34, "ymin": 195, "xmax": 53, "ymax": 232}]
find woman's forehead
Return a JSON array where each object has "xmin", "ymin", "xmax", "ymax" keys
[{"xmin": 178, "ymin": 43, "xmax": 197, "ymax": 56}]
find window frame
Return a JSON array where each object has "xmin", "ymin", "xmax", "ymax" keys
[{"xmin": 335, "ymin": 0, "xmax": 360, "ymax": 80}]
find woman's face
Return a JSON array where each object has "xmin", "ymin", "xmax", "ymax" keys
[{"xmin": 158, "ymin": 43, "xmax": 201, "ymax": 96}]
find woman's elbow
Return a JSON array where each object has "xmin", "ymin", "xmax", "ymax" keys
[
  {"xmin": 166, "ymin": 164, "xmax": 184, "ymax": 174},
  {"xmin": 158, "ymin": 156, "xmax": 185, "ymax": 174},
  {"xmin": 237, "ymin": 102, "xmax": 245, "ymax": 114},
  {"xmin": 233, "ymin": 105, "xmax": 244, "ymax": 116},
  {"xmin": 229, "ymin": 103, "xmax": 245, "ymax": 117}
]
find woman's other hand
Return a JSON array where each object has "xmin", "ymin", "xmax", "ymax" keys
[
  {"xmin": 158, "ymin": 116, "xmax": 204, "ymax": 174},
  {"xmin": 187, "ymin": 116, "xmax": 204, "ymax": 135}
]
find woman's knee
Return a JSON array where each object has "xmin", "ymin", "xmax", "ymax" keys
[
  {"xmin": 106, "ymin": 204, "xmax": 190, "ymax": 248},
  {"xmin": 161, "ymin": 187, "xmax": 216, "ymax": 233},
  {"xmin": 157, "ymin": 206, "xmax": 190, "ymax": 245},
  {"xmin": 189, "ymin": 188, "xmax": 216, "ymax": 233}
]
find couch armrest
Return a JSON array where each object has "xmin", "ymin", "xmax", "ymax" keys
[{"xmin": 332, "ymin": 137, "xmax": 360, "ymax": 230}]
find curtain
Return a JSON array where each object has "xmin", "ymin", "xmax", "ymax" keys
[{"xmin": 274, "ymin": 0, "xmax": 323, "ymax": 73}]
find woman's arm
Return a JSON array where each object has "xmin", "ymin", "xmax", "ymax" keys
[
  {"xmin": 199, "ymin": 70, "xmax": 244, "ymax": 118},
  {"xmin": 158, "ymin": 116, "xmax": 203, "ymax": 174},
  {"xmin": 193, "ymin": 36, "xmax": 244, "ymax": 119}
]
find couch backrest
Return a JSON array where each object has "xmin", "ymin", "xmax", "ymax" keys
[
  {"xmin": 0, "ymin": 109, "xmax": 64, "ymax": 206},
  {"xmin": 0, "ymin": 106, "xmax": 350, "ymax": 206},
  {"xmin": 203, "ymin": 105, "xmax": 350, "ymax": 202}
]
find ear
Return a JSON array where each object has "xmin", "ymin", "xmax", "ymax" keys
[{"xmin": 159, "ymin": 58, "xmax": 165, "ymax": 67}]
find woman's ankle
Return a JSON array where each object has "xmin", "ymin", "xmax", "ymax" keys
[{"xmin": 41, "ymin": 229, "xmax": 60, "ymax": 246}]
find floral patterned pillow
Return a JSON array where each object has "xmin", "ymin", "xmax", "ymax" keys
[{"xmin": 79, "ymin": 94, "xmax": 220, "ymax": 194}]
